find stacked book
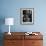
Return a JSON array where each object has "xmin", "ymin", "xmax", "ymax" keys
[{"xmin": 25, "ymin": 32, "xmax": 38, "ymax": 35}]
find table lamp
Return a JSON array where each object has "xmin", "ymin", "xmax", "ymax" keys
[{"xmin": 5, "ymin": 18, "xmax": 14, "ymax": 35}]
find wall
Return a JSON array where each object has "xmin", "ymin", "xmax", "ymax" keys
[
  {"xmin": 0, "ymin": 0, "xmax": 46, "ymax": 32},
  {"xmin": 0, "ymin": 0, "xmax": 46, "ymax": 46}
]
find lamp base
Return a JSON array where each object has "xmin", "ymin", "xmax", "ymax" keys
[{"xmin": 8, "ymin": 32, "xmax": 11, "ymax": 35}]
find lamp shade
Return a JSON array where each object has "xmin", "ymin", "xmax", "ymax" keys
[{"xmin": 5, "ymin": 18, "xmax": 14, "ymax": 25}]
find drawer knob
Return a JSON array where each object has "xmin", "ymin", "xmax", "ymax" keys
[{"xmin": 32, "ymin": 42, "xmax": 35, "ymax": 44}]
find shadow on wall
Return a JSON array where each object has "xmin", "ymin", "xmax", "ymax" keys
[
  {"xmin": 0, "ymin": 16, "xmax": 5, "ymax": 46},
  {"xmin": 0, "ymin": 16, "xmax": 5, "ymax": 32}
]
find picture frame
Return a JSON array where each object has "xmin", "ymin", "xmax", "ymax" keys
[{"xmin": 20, "ymin": 8, "xmax": 34, "ymax": 25}]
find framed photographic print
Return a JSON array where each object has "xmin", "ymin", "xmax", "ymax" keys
[{"xmin": 20, "ymin": 8, "xmax": 34, "ymax": 24}]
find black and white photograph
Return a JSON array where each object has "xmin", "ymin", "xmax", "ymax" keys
[{"xmin": 20, "ymin": 8, "xmax": 34, "ymax": 24}]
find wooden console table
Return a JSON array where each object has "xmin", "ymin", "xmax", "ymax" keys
[{"xmin": 4, "ymin": 32, "xmax": 43, "ymax": 46}]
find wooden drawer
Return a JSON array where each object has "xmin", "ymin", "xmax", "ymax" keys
[
  {"xmin": 4, "ymin": 40, "xmax": 24, "ymax": 46},
  {"xmin": 4, "ymin": 35, "xmax": 24, "ymax": 40},
  {"xmin": 32, "ymin": 40, "xmax": 43, "ymax": 46},
  {"xmin": 4, "ymin": 40, "xmax": 16, "ymax": 46},
  {"xmin": 25, "ymin": 35, "xmax": 43, "ymax": 40},
  {"xmin": 24, "ymin": 40, "xmax": 43, "ymax": 46}
]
